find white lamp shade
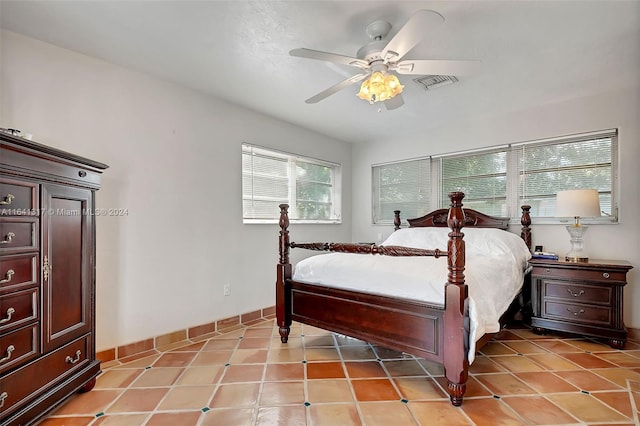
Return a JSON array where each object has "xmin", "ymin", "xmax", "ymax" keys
[{"xmin": 556, "ymin": 189, "xmax": 601, "ymax": 218}]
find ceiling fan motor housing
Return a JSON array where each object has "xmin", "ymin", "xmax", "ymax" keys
[{"xmin": 357, "ymin": 20, "xmax": 393, "ymax": 64}]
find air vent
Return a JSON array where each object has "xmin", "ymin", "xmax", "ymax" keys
[{"xmin": 413, "ymin": 75, "xmax": 459, "ymax": 90}]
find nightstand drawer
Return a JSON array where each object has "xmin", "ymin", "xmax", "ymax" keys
[
  {"xmin": 543, "ymin": 301, "xmax": 611, "ymax": 326},
  {"xmin": 543, "ymin": 281, "xmax": 612, "ymax": 305},
  {"xmin": 531, "ymin": 265, "xmax": 628, "ymax": 283}
]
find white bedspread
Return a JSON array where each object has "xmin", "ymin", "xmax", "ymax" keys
[{"xmin": 292, "ymin": 227, "xmax": 531, "ymax": 363}]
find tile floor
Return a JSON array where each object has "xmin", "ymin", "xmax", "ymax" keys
[{"xmin": 39, "ymin": 319, "xmax": 640, "ymax": 425}]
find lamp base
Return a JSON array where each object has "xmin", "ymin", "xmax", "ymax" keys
[{"xmin": 565, "ymin": 224, "xmax": 589, "ymax": 263}]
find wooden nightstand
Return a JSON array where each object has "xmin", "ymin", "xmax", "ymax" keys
[{"xmin": 529, "ymin": 258, "xmax": 633, "ymax": 349}]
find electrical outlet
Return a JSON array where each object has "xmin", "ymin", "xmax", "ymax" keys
[{"xmin": 223, "ymin": 283, "xmax": 231, "ymax": 296}]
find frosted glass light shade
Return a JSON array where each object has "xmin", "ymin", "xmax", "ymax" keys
[
  {"xmin": 556, "ymin": 189, "xmax": 601, "ymax": 218},
  {"xmin": 357, "ymin": 71, "xmax": 404, "ymax": 104}
]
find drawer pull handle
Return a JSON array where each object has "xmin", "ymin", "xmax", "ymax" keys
[
  {"xmin": 0, "ymin": 194, "xmax": 15, "ymax": 205},
  {"xmin": 0, "ymin": 232, "xmax": 15, "ymax": 245},
  {"xmin": 0, "ymin": 269, "xmax": 14, "ymax": 284},
  {"xmin": 0, "ymin": 307, "xmax": 15, "ymax": 324},
  {"xmin": 602, "ymin": 272, "xmax": 610, "ymax": 279},
  {"xmin": 566, "ymin": 308, "xmax": 585, "ymax": 316},
  {"xmin": 0, "ymin": 391, "xmax": 8, "ymax": 409},
  {"xmin": 567, "ymin": 288, "xmax": 584, "ymax": 297},
  {"xmin": 0, "ymin": 345, "xmax": 15, "ymax": 364},
  {"xmin": 65, "ymin": 350, "xmax": 82, "ymax": 364}
]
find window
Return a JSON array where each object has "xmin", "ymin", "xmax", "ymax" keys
[
  {"xmin": 437, "ymin": 150, "xmax": 508, "ymax": 217},
  {"xmin": 516, "ymin": 132, "xmax": 616, "ymax": 220},
  {"xmin": 372, "ymin": 158, "xmax": 431, "ymax": 223},
  {"xmin": 372, "ymin": 129, "xmax": 617, "ymax": 224},
  {"xmin": 242, "ymin": 143, "xmax": 341, "ymax": 223}
]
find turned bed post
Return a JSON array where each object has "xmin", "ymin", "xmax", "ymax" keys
[
  {"xmin": 277, "ymin": 204, "xmax": 292, "ymax": 342},
  {"xmin": 442, "ymin": 191, "xmax": 469, "ymax": 406}
]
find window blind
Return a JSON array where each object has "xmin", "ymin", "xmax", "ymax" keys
[
  {"xmin": 372, "ymin": 158, "xmax": 431, "ymax": 223},
  {"xmin": 370, "ymin": 129, "xmax": 617, "ymax": 224},
  {"xmin": 242, "ymin": 143, "xmax": 341, "ymax": 222},
  {"xmin": 438, "ymin": 150, "xmax": 508, "ymax": 216},
  {"xmin": 516, "ymin": 131, "xmax": 615, "ymax": 217}
]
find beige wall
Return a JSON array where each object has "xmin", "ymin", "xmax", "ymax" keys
[{"xmin": 1, "ymin": 30, "xmax": 353, "ymax": 351}]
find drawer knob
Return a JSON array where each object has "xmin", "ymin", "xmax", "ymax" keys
[
  {"xmin": 566, "ymin": 307, "xmax": 585, "ymax": 316},
  {"xmin": 545, "ymin": 268, "xmax": 551, "ymax": 273},
  {"xmin": 0, "ymin": 344, "xmax": 15, "ymax": 364},
  {"xmin": 0, "ymin": 307, "xmax": 15, "ymax": 324},
  {"xmin": 65, "ymin": 350, "xmax": 82, "ymax": 365},
  {"xmin": 0, "ymin": 194, "xmax": 15, "ymax": 205},
  {"xmin": 0, "ymin": 391, "xmax": 7, "ymax": 409},
  {"xmin": 0, "ymin": 269, "xmax": 14, "ymax": 284},
  {"xmin": 0, "ymin": 232, "xmax": 15, "ymax": 245},
  {"xmin": 602, "ymin": 272, "xmax": 610, "ymax": 279},
  {"xmin": 567, "ymin": 288, "xmax": 585, "ymax": 297},
  {"xmin": 78, "ymin": 170, "xmax": 87, "ymax": 178}
]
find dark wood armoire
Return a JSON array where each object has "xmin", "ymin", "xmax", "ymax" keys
[{"xmin": 0, "ymin": 131, "xmax": 108, "ymax": 425}]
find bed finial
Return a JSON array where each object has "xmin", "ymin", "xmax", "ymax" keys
[
  {"xmin": 393, "ymin": 210, "xmax": 401, "ymax": 231},
  {"xmin": 520, "ymin": 205, "xmax": 532, "ymax": 250},
  {"xmin": 279, "ymin": 204, "xmax": 290, "ymax": 264}
]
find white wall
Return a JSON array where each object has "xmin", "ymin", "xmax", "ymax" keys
[
  {"xmin": 352, "ymin": 87, "xmax": 640, "ymax": 328},
  {"xmin": 1, "ymin": 30, "xmax": 353, "ymax": 351}
]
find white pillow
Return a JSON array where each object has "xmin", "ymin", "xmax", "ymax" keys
[
  {"xmin": 382, "ymin": 227, "xmax": 449, "ymax": 250},
  {"xmin": 382, "ymin": 226, "xmax": 531, "ymax": 267}
]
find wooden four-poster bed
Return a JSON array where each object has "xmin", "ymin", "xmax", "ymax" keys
[{"xmin": 276, "ymin": 192, "xmax": 532, "ymax": 406}]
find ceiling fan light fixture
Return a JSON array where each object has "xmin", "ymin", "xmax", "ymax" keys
[{"xmin": 357, "ymin": 71, "xmax": 404, "ymax": 104}]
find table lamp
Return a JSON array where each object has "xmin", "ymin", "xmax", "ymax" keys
[{"xmin": 555, "ymin": 189, "xmax": 601, "ymax": 262}]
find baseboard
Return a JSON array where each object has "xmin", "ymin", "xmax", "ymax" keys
[
  {"xmin": 96, "ymin": 305, "xmax": 276, "ymax": 366},
  {"xmin": 628, "ymin": 327, "xmax": 640, "ymax": 342}
]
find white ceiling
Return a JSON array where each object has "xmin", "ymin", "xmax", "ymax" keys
[{"xmin": 1, "ymin": 1, "xmax": 639, "ymax": 144}]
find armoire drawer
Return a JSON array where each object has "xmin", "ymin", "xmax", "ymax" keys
[
  {"xmin": 0, "ymin": 334, "xmax": 90, "ymax": 419},
  {"xmin": 0, "ymin": 286, "xmax": 38, "ymax": 333},
  {"xmin": 0, "ymin": 178, "xmax": 38, "ymax": 216},
  {"xmin": 0, "ymin": 253, "xmax": 38, "ymax": 292},
  {"xmin": 0, "ymin": 323, "xmax": 39, "ymax": 374},
  {"xmin": 0, "ymin": 218, "xmax": 38, "ymax": 253}
]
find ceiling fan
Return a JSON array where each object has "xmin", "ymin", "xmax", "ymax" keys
[{"xmin": 290, "ymin": 9, "xmax": 480, "ymax": 110}]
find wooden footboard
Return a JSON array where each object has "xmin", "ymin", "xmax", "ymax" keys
[{"xmin": 290, "ymin": 281, "xmax": 445, "ymax": 360}]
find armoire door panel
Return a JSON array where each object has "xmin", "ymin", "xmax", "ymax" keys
[{"xmin": 41, "ymin": 184, "xmax": 93, "ymax": 352}]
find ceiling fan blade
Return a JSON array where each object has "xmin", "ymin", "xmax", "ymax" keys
[
  {"xmin": 384, "ymin": 94, "xmax": 404, "ymax": 110},
  {"xmin": 381, "ymin": 10, "xmax": 445, "ymax": 62},
  {"xmin": 290, "ymin": 48, "xmax": 369, "ymax": 69},
  {"xmin": 305, "ymin": 73, "xmax": 370, "ymax": 104},
  {"xmin": 394, "ymin": 59, "xmax": 481, "ymax": 76}
]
